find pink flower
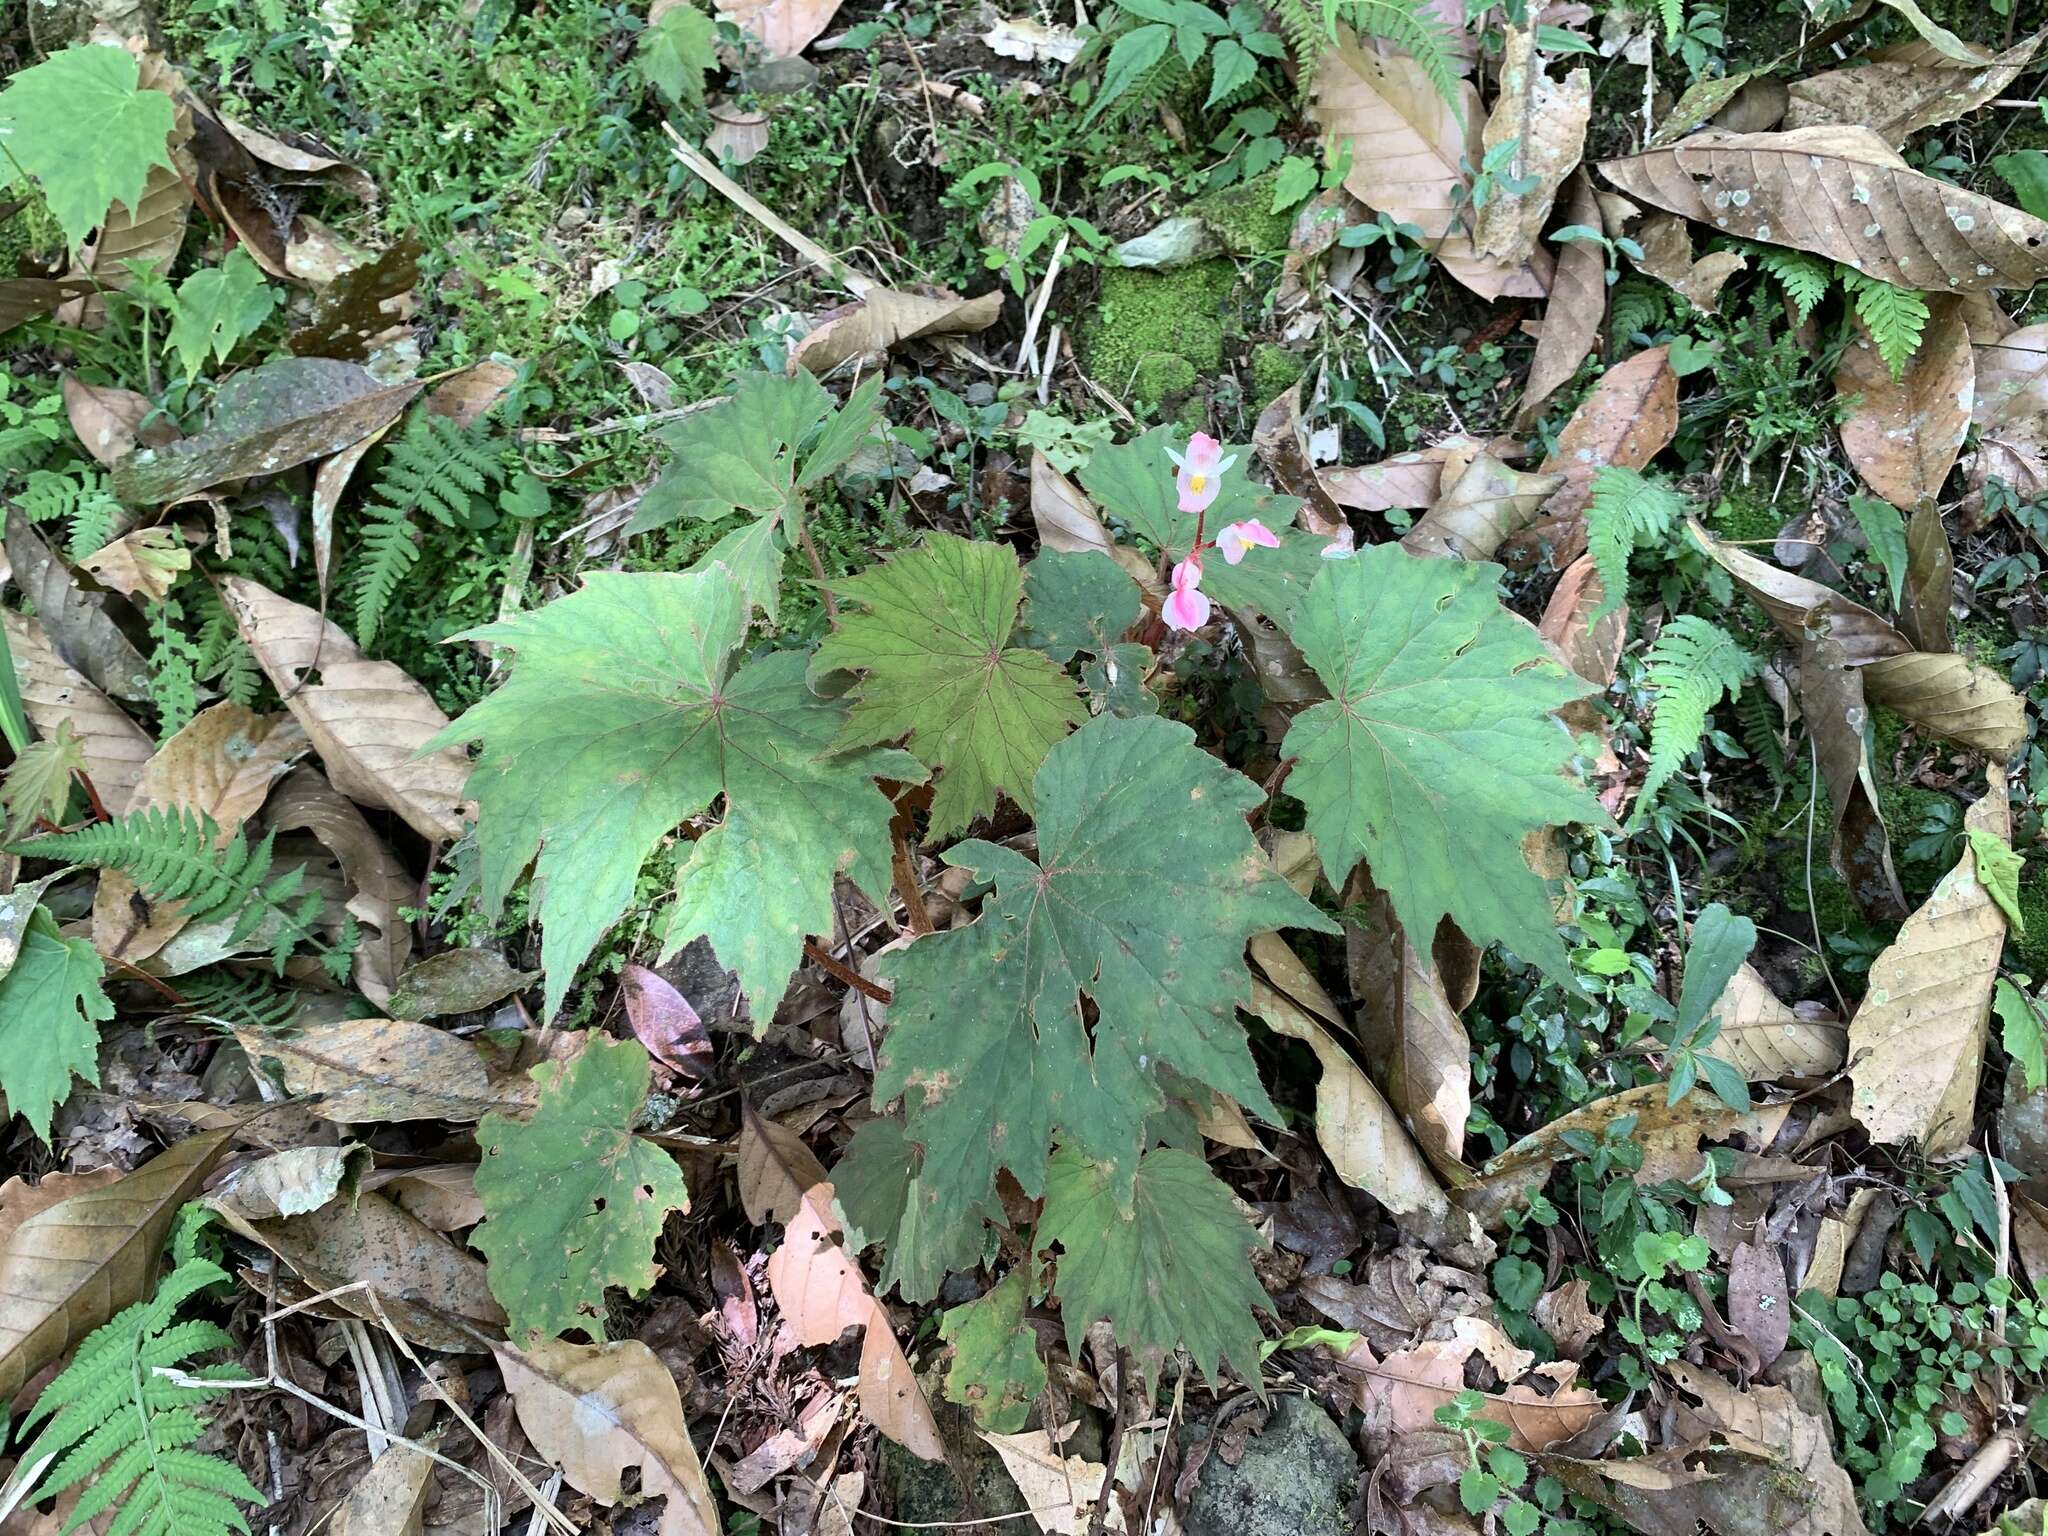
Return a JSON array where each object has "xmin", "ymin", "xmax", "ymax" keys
[
  {"xmin": 1162, "ymin": 556, "xmax": 1211, "ymax": 632},
  {"xmin": 1216, "ymin": 519, "xmax": 1279, "ymax": 565},
  {"xmin": 1165, "ymin": 432, "xmax": 1237, "ymax": 516}
]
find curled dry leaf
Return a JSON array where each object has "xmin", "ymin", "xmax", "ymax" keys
[
  {"xmin": 90, "ymin": 702, "xmax": 310, "ymax": 964},
  {"xmin": 1630, "ymin": 213, "xmax": 1747, "ymax": 314},
  {"xmin": 1901, "ymin": 501, "xmax": 1954, "ymax": 653},
  {"xmin": 706, "ymin": 102, "xmax": 770, "ymax": 166},
  {"xmin": 1667, "ymin": 1362, "xmax": 1871, "ymax": 1536},
  {"xmin": 263, "ymin": 766, "xmax": 414, "ymax": 1006},
  {"xmin": 1470, "ymin": 26, "xmax": 1590, "ymax": 266},
  {"xmin": 1320, "ymin": 439, "xmax": 1503, "ymax": 512},
  {"xmin": 766, "ymin": 1181, "xmax": 946, "ymax": 1460},
  {"xmin": 212, "ymin": 1144, "xmax": 362, "ymax": 1222},
  {"xmin": 310, "ymin": 421, "xmax": 396, "ymax": 606},
  {"xmin": 1252, "ymin": 383, "xmax": 1347, "ymax": 536},
  {"xmin": 362, "ymin": 1165, "xmax": 484, "ymax": 1232},
  {"xmin": 1785, "ymin": 30, "xmax": 2045, "ymax": 147},
  {"xmin": 1345, "ymin": 877, "xmax": 1472, "ymax": 1171},
  {"xmin": 715, "ymin": 0, "xmax": 845, "ymax": 59},
  {"xmin": 0, "ymin": 1130, "xmax": 229, "ymax": 1400},
  {"xmin": 1538, "ymin": 555, "xmax": 1627, "ymax": 726},
  {"xmin": 76, "ymin": 526, "xmax": 190, "ymax": 603},
  {"xmin": 3, "ymin": 610, "xmax": 152, "ymax": 814},
  {"xmin": 1701, "ymin": 963, "xmax": 1845, "ymax": 1081},
  {"xmin": 0, "ymin": 278, "xmax": 95, "ymax": 336},
  {"xmin": 1837, "ymin": 295, "xmax": 1974, "ymax": 511},
  {"xmin": 982, "ymin": 17, "xmax": 1084, "ymax": 63},
  {"xmin": 386, "ymin": 947, "xmax": 538, "ymax": 1018},
  {"xmin": 622, "ymin": 962, "xmax": 714, "ymax": 1080},
  {"xmin": 979, "ymin": 1427, "xmax": 1120, "ymax": 1534},
  {"xmin": 1800, "ymin": 625, "xmax": 1909, "ymax": 923},
  {"xmin": 1597, "ymin": 126, "xmax": 2048, "ymax": 293},
  {"xmin": 1516, "ymin": 172, "xmax": 1606, "ymax": 428},
  {"xmin": 1860, "ymin": 651, "xmax": 2026, "ymax": 758},
  {"xmin": 1687, "ymin": 520, "xmax": 1909, "ymax": 662},
  {"xmin": 1309, "ymin": 38, "xmax": 1551, "ymax": 301},
  {"xmin": 1399, "ymin": 452, "xmax": 1565, "ymax": 562},
  {"xmin": 496, "ymin": 1336, "xmax": 721, "ymax": 1536},
  {"xmin": 1848, "ymin": 775, "xmax": 2010, "ymax": 1157},
  {"xmin": 1972, "ymin": 322, "xmax": 2048, "ymax": 491},
  {"xmin": 62, "ymin": 375, "xmax": 172, "ymax": 466},
  {"xmin": 792, "ymin": 287, "xmax": 1004, "ymax": 374},
  {"xmin": 1030, "ymin": 450, "xmax": 1116, "ymax": 556},
  {"xmin": 736, "ymin": 1099, "xmax": 829, "ymax": 1226},
  {"xmin": 233, "ymin": 1017, "xmax": 503, "ymax": 1123},
  {"xmin": 1340, "ymin": 1316, "xmax": 1602, "ymax": 1452},
  {"xmin": 217, "ymin": 112, "xmax": 378, "ymax": 203},
  {"xmin": 5, "ymin": 511, "xmax": 149, "ymax": 703},
  {"xmin": 221, "ymin": 575, "xmax": 471, "ymax": 842}
]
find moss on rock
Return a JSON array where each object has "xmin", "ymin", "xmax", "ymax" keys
[
  {"xmin": 1192, "ymin": 172, "xmax": 1296, "ymax": 256},
  {"xmin": 1250, "ymin": 342, "xmax": 1307, "ymax": 405},
  {"xmin": 1082, "ymin": 260, "xmax": 1235, "ymax": 411}
]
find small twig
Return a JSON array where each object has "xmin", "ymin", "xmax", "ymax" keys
[
  {"xmin": 1016, "ymin": 232, "xmax": 1070, "ymax": 374},
  {"xmin": 518, "ymin": 394, "xmax": 727, "ymax": 445},
  {"xmin": 1038, "ymin": 323, "xmax": 1061, "ymax": 406},
  {"xmin": 833, "ymin": 885, "xmax": 880, "ymax": 1075},
  {"xmin": 1088, "ymin": 1346, "xmax": 1135, "ymax": 1536},
  {"xmin": 891, "ymin": 815, "xmax": 934, "ymax": 935},
  {"xmin": 664, "ymin": 125, "xmax": 875, "ymax": 299},
  {"xmin": 805, "ymin": 937, "xmax": 893, "ymax": 1002}
]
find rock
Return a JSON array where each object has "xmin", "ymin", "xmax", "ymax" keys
[
  {"xmin": 1114, "ymin": 216, "xmax": 1223, "ymax": 271},
  {"xmin": 1184, "ymin": 1395, "xmax": 1359, "ymax": 1536},
  {"xmin": 877, "ymin": 1384, "xmax": 1107, "ymax": 1535}
]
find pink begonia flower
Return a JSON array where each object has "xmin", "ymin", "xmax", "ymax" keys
[
  {"xmin": 1216, "ymin": 519, "xmax": 1280, "ymax": 566},
  {"xmin": 1165, "ymin": 432, "xmax": 1237, "ymax": 516},
  {"xmin": 1161, "ymin": 556, "xmax": 1211, "ymax": 632}
]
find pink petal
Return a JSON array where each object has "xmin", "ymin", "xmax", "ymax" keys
[
  {"xmin": 1186, "ymin": 432, "xmax": 1223, "ymax": 473},
  {"xmin": 1176, "ymin": 468, "xmax": 1220, "ymax": 516},
  {"xmin": 1237, "ymin": 518, "xmax": 1279, "ymax": 549},
  {"xmin": 1171, "ymin": 555, "xmax": 1203, "ymax": 591},
  {"xmin": 1162, "ymin": 584, "xmax": 1212, "ymax": 631}
]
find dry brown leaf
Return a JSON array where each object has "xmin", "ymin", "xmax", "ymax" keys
[
  {"xmin": 706, "ymin": 102, "xmax": 770, "ymax": 166},
  {"xmin": 1860, "ymin": 651, "xmax": 2027, "ymax": 758},
  {"xmin": 332, "ymin": 1443, "xmax": 434, "ymax": 1536},
  {"xmin": 1345, "ymin": 880, "xmax": 1471, "ymax": 1171},
  {"xmin": 62, "ymin": 376, "xmax": 171, "ymax": 466},
  {"xmin": 1848, "ymin": 775, "xmax": 2009, "ymax": 1157},
  {"xmin": 263, "ymin": 767, "xmax": 415, "ymax": 1006},
  {"xmin": 423, "ymin": 360, "xmax": 522, "ymax": 428},
  {"xmin": 737, "ymin": 1099, "xmax": 829, "ymax": 1225},
  {"xmin": 1972, "ymin": 321, "xmax": 2048, "ymax": 491},
  {"xmin": 496, "ymin": 1336, "xmax": 721, "ymax": 1536},
  {"xmin": 216, "ymin": 113, "xmax": 377, "ymax": 203},
  {"xmin": 1801, "ymin": 624, "xmax": 1909, "ymax": 923},
  {"xmin": 715, "ymin": 0, "xmax": 844, "ymax": 59},
  {"xmin": 5, "ymin": 512, "xmax": 148, "ymax": 702},
  {"xmin": 212, "ymin": 1144, "xmax": 362, "ymax": 1223},
  {"xmin": 309, "ymin": 420, "xmax": 395, "ymax": 606},
  {"xmin": 85, "ymin": 156, "xmax": 193, "ymax": 314},
  {"xmin": 978, "ymin": 1427, "xmax": 1119, "ymax": 1534},
  {"xmin": 90, "ymin": 703, "xmax": 309, "ymax": 963},
  {"xmin": 0, "ymin": 1131, "xmax": 230, "ymax": 1400},
  {"xmin": 1192, "ymin": 1093, "xmax": 1263, "ymax": 1150},
  {"xmin": 1030, "ymin": 451, "xmax": 1115, "ymax": 555},
  {"xmin": 1538, "ymin": 555, "xmax": 1627, "ymax": 730},
  {"xmin": 1252, "ymin": 383, "xmax": 1347, "ymax": 536},
  {"xmin": 1533, "ymin": 1279, "xmax": 1603, "ymax": 1360},
  {"xmin": 1400, "ymin": 452, "xmax": 1565, "ymax": 561},
  {"xmin": 1321, "ymin": 448, "xmax": 1465, "ymax": 511},
  {"xmin": 1470, "ymin": 27, "xmax": 1590, "ymax": 265},
  {"xmin": 1901, "ymin": 501, "xmax": 1954, "ymax": 652},
  {"xmin": 0, "ymin": 278, "xmax": 95, "ymax": 336},
  {"xmin": 1630, "ymin": 213, "xmax": 1747, "ymax": 314},
  {"xmin": 76, "ymin": 527, "xmax": 189, "ymax": 603},
  {"xmin": 1837, "ymin": 295, "xmax": 1973, "ymax": 511},
  {"xmin": 1687, "ymin": 519, "xmax": 1910, "ymax": 661},
  {"xmin": 1701, "ymin": 963, "xmax": 1845, "ymax": 1080},
  {"xmin": 1537, "ymin": 344, "xmax": 1678, "ymax": 520},
  {"xmin": 3, "ymin": 611, "xmax": 151, "ymax": 815},
  {"xmin": 1727, "ymin": 1239, "xmax": 1790, "ymax": 1369},
  {"xmin": 220, "ymin": 576, "xmax": 470, "ymax": 842},
  {"xmin": 1784, "ymin": 30, "xmax": 2045, "ymax": 147},
  {"xmin": 792, "ymin": 288, "xmax": 1004, "ymax": 374},
  {"xmin": 1597, "ymin": 125, "xmax": 2048, "ymax": 292},
  {"xmin": 0, "ymin": 1170, "xmax": 125, "ymax": 1252},
  {"xmin": 1667, "ymin": 1362, "xmax": 1870, "ymax": 1536},
  {"xmin": 1341, "ymin": 1317, "xmax": 1601, "ymax": 1452},
  {"xmin": 1310, "ymin": 38, "xmax": 1551, "ymax": 300},
  {"xmin": 234, "ymin": 1017, "xmax": 501, "ymax": 1123},
  {"xmin": 982, "ymin": 17, "xmax": 1084, "ymax": 63},
  {"xmin": 1516, "ymin": 172, "xmax": 1606, "ymax": 428},
  {"xmin": 766, "ymin": 1182, "xmax": 946, "ymax": 1460}
]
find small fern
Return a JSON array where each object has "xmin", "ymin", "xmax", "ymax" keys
[
  {"xmin": 1326, "ymin": 0, "xmax": 1459, "ymax": 111},
  {"xmin": 1734, "ymin": 683, "xmax": 1787, "ymax": 786},
  {"xmin": 147, "ymin": 598, "xmax": 205, "ymax": 739},
  {"xmin": 20, "ymin": 467, "xmax": 125, "ymax": 559},
  {"xmin": 193, "ymin": 588, "xmax": 260, "ymax": 710},
  {"xmin": 11, "ymin": 808, "xmax": 355, "ymax": 980},
  {"xmin": 1840, "ymin": 268, "xmax": 1929, "ymax": 380},
  {"xmin": 353, "ymin": 411, "xmax": 505, "ymax": 647},
  {"xmin": 0, "ymin": 381, "xmax": 65, "ymax": 475},
  {"xmin": 173, "ymin": 968, "xmax": 305, "ymax": 1035},
  {"xmin": 1585, "ymin": 466, "xmax": 1686, "ymax": 622},
  {"xmin": 1636, "ymin": 616, "xmax": 1759, "ymax": 816},
  {"xmin": 15, "ymin": 1207, "xmax": 263, "ymax": 1536},
  {"xmin": 1754, "ymin": 247, "xmax": 1830, "ymax": 323},
  {"xmin": 1606, "ymin": 277, "xmax": 1672, "ymax": 351}
]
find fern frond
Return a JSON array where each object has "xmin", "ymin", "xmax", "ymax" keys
[
  {"xmin": 1585, "ymin": 466, "xmax": 1686, "ymax": 620},
  {"xmin": 171, "ymin": 968, "xmax": 306, "ymax": 1034},
  {"xmin": 0, "ymin": 389, "xmax": 65, "ymax": 474},
  {"xmin": 1841, "ymin": 268, "xmax": 1929, "ymax": 380},
  {"xmin": 353, "ymin": 512, "xmax": 421, "ymax": 648},
  {"xmin": 1656, "ymin": 0, "xmax": 1683, "ymax": 43},
  {"xmin": 1637, "ymin": 615, "xmax": 1759, "ymax": 814},
  {"xmin": 1265, "ymin": 0, "xmax": 1330, "ymax": 74},
  {"xmin": 147, "ymin": 598, "xmax": 205, "ymax": 739},
  {"xmin": 1754, "ymin": 247, "xmax": 1829, "ymax": 322},
  {"xmin": 1606, "ymin": 277, "xmax": 1671, "ymax": 351},
  {"xmin": 21, "ymin": 1214, "xmax": 263, "ymax": 1536},
  {"xmin": 19, "ymin": 468, "xmax": 125, "ymax": 558},
  {"xmin": 350, "ymin": 411, "xmax": 506, "ymax": 647},
  {"xmin": 193, "ymin": 589, "xmax": 260, "ymax": 710},
  {"xmin": 1323, "ymin": 0, "xmax": 1459, "ymax": 110},
  {"xmin": 1734, "ymin": 684, "xmax": 1786, "ymax": 785}
]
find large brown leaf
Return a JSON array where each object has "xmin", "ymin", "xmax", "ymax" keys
[
  {"xmin": 1848, "ymin": 777, "xmax": 2009, "ymax": 1157},
  {"xmin": 0, "ymin": 1131, "xmax": 230, "ymax": 1400},
  {"xmin": 791, "ymin": 288, "xmax": 1004, "ymax": 374},
  {"xmin": 0, "ymin": 279, "xmax": 95, "ymax": 336},
  {"xmin": 766, "ymin": 1182, "xmax": 945, "ymax": 1460},
  {"xmin": 714, "ymin": 0, "xmax": 844, "ymax": 59},
  {"xmin": 496, "ymin": 1336, "xmax": 720, "ymax": 1536},
  {"xmin": 61, "ymin": 377, "xmax": 171, "ymax": 468},
  {"xmin": 1860, "ymin": 651, "xmax": 2026, "ymax": 758},
  {"xmin": 1801, "ymin": 625, "xmax": 1909, "ymax": 923},
  {"xmin": 1701, "ymin": 963, "xmax": 1845, "ymax": 1081},
  {"xmin": 1972, "ymin": 321, "xmax": 2048, "ymax": 490},
  {"xmin": 1309, "ymin": 39, "xmax": 1551, "ymax": 301},
  {"xmin": 90, "ymin": 703, "xmax": 309, "ymax": 963},
  {"xmin": 1515, "ymin": 172, "xmax": 1606, "ymax": 428},
  {"xmin": 4, "ymin": 512, "xmax": 150, "ymax": 704},
  {"xmin": 1667, "ymin": 1363, "xmax": 1871, "ymax": 1536},
  {"xmin": 1470, "ymin": 27, "xmax": 1590, "ymax": 266},
  {"xmin": 221, "ymin": 576, "xmax": 469, "ymax": 842},
  {"xmin": 1399, "ymin": 452, "xmax": 1564, "ymax": 561},
  {"xmin": 1597, "ymin": 126, "xmax": 2048, "ymax": 293},
  {"xmin": 3, "ymin": 611, "xmax": 151, "ymax": 814},
  {"xmin": 1506, "ymin": 347, "xmax": 1678, "ymax": 567},
  {"xmin": 736, "ymin": 1100, "xmax": 828, "ymax": 1226},
  {"xmin": 1901, "ymin": 501, "xmax": 1953, "ymax": 652},
  {"xmin": 1784, "ymin": 30, "xmax": 2045, "ymax": 147},
  {"xmin": 1340, "ymin": 1316, "xmax": 1602, "ymax": 1452},
  {"xmin": 263, "ymin": 767, "xmax": 415, "ymax": 1007},
  {"xmin": 1686, "ymin": 520, "xmax": 1909, "ymax": 662},
  {"xmin": 1836, "ymin": 295, "xmax": 1973, "ymax": 510},
  {"xmin": 234, "ymin": 1017, "xmax": 503, "ymax": 1124}
]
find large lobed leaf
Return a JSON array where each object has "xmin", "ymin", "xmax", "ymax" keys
[
  {"xmin": 869, "ymin": 713, "xmax": 1337, "ymax": 1294},
  {"xmin": 813, "ymin": 533, "xmax": 1085, "ymax": 838},
  {"xmin": 0, "ymin": 908, "xmax": 108, "ymax": 1144},
  {"xmin": 432, "ymin": 567, "xmax": 919, "ymax": 1022},
  {"xmin": 0, "ymin": 47, "xmax": 177, "ymax": 249},
  {"xmin": 1281, "ymin": 545, "xmax": 1601, "ymax": 980}
]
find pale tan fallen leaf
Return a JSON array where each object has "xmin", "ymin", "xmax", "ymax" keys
[
  {"xmin": 1320, "ymin": 440, "xmax": 1497, "ymax": 511},
  {"xmin": 332, "ymin": 1442, "xmax": 434, "ymax": 1536},
  {"xmin": 76, "ymin": 526, "xmax": 189, "ymax": 602},
  {"xmin": 1630, "ymin": 213, "xmax": 1747, "ymax": 314},
  {"xmin": 0, "ymin": 1131, "xmax": 229, "ymax": 1400},
  {"xmin": 3, "ymin": 611, "xmax": 151, "ymax": 815},
  {"xmin": 1686, "ymin": 519, "xmax": 1909, "ymax": 662},
  {"xmin": 1252, "ymin": 383, "xmax": 1347, "ymax": 537},
  {"xmin": 1516, "ymin": 172, "xmax": 1606, "ymax": 428},
  {"xmin": 1030, "ymin": 451, "xmax": 1114, "ymax": 555},
  {"xmin": 6, "ymin": 511, "xmax": 148, "ymax": 702},
  {"xmin": 263, "ymin": 767, "xmax": 414, "ymax": 1007},
  {"xmin": 979, "ymin": 1427, "xmax": 1119, "ymax": 1534},
  {"xmin": 1533, "ymin": 1279, "xmax": 1603, "ymax": 1360},
  {"xmin": 496, "ymin": 1336, "xmax": 721, "ymax": 1536},
  {"xmin": 1598, "ymin": 125, "xmax": 2048, "ymax": 292},
  {"xmin": 217, "ymin": 113, "xmax": 377, "ymax": 203},
  {"xmin": 707, "ymin": 102, "xmax": 770, "ymax": 165},
  {"xmin": 737, "ymin": 1099, "xmax": 829, "ymax": 1225},
  {"xmin": 234, "ymin": 1017, "xmax": 501, "ymax": 1123},
  {"xmin": 716, "ymin": 0, "xmax": 846, "ymax": 60},
  {"xmin": 1192, "ymin": 1092, "xmax": 1263, "ymax": 1150},
  {"xmin": 1860, "ymin": 651, "xmax": 2027, "ymax": 759},
  {"xmin": 766, "ymin": 1182, "xmax": 946, "ymax": 1460},
  {"xmin": 62, "ymin": 376, "xmax": 171, "ymax": 466},
  {"xmin": 1667, "ymin": 1362, "xmax": 1871, "ymax": 1536},
  {"xmin": 1471, "ymin": 27, "xmax": 1590, "ymax": 266},
  {"xmin": 310, "ymin": 420, "xmax": 396, "ymax": 606},
  {"xmin": 1972, "ymin": 321, "xmax": 2048, "ymax": 492},
  {"xmin": 1785, "ymin": 30, "xmax": 2045, "ymax": 147},
  {"xmin": 1341, "ymin": 1318, "xmax": 1601, "ymax": 1452},
  {"xmin": 1537, "ymin": 344, "xmax": 1678, "ymax": 519},
  {"xmin": 1848, "ymin": 776, "xmax": 2010, "ymax": 1157},
  {"xmin": 1400, "ymin": 451, "xmax": 1565, "ymax": 561},
  {"xmin": 1837, "ymin": 295, "xmax": 1973, "ymax": 511},
  {"xmin": 90, "ymin": 702, "xmax": 309, "ymax": 963},
  {"xmin": 1345, "ymin": 880, "xmax": 1471, "ymax": 1171},
  {"xmin": 212, "ymin": 1144, "xmax": 362, "ymax": 1222},
  {"xmin": 1701, "ymin": 963, "xmax": 1845, "ymax": 1081},
  {"xmin": 0, "ymin": 1169, "xmax": 124, "ymax": 1253},
  {"xmin": 361, "ymin": 1165, "xmax": 484, "ymax": 1232},
  {"xmin": 983, "ymin": 16, "xmax": 1083, "ymax": 62},
  {"xmin": 1310, "ymin": 38, "xmax": 1551, "ymax": 300},
  {"xmin": 423, "ymin": 359, "xmax": 521, "ymax": 428},
  {"xmin": 221, "ymin": 576, "xmax": 471, "ymax": 842},
  {"xmin": 792, "ymin": 288, "xmax": 1004, "ymax": 374}
]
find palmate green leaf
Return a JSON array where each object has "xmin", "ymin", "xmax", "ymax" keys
[
  {"xmin": 1017, "ymin": 550, "xmax": 1142, "ymax": 664},
  {"xmin": 0, "ymin": 907, "xmax": 108, "ymax": 1144},
  {"xmin": 473, "ymin": 1036, "xmax": 688, "ymax": 1339},
  {"xmin": 1038, "ymin": 1143, "xmax": 1268, "ymax": 1386},
  {"xmin": 0, "ymin": 46, "xmax": 176, "ymax": 249},
  {"xmin": 636, "ymin": 1, "xmax": 719, "ymax": 107},
  {"xmin": 431, "ymin": 568, "xmax": 920, "ymax": 1022},
  {"xmin": 814, "ymin": 533, "xmax": 1085, "ymax": 838},
  {"xmin": 1, "ymin": 717, "xmax": 84, "ymax": 834},
  {"xmin": 871, "ymin": 713, "xmax": 1336, "ymax": 1294},
  {"xmin": 1080, "ymin": 427, "xmax": 1325, "ymax": 624},
  {"xmin": 939, "ymin": 1270, "xmax": 1046, "ymax": 1433},
  {"xmin": 166, "ymin": 250, "xmax": 278, "ymax": 384},
  {"xmin": 1281, "ymin": 546, "xmax": 1600, "ymax": 980}
]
